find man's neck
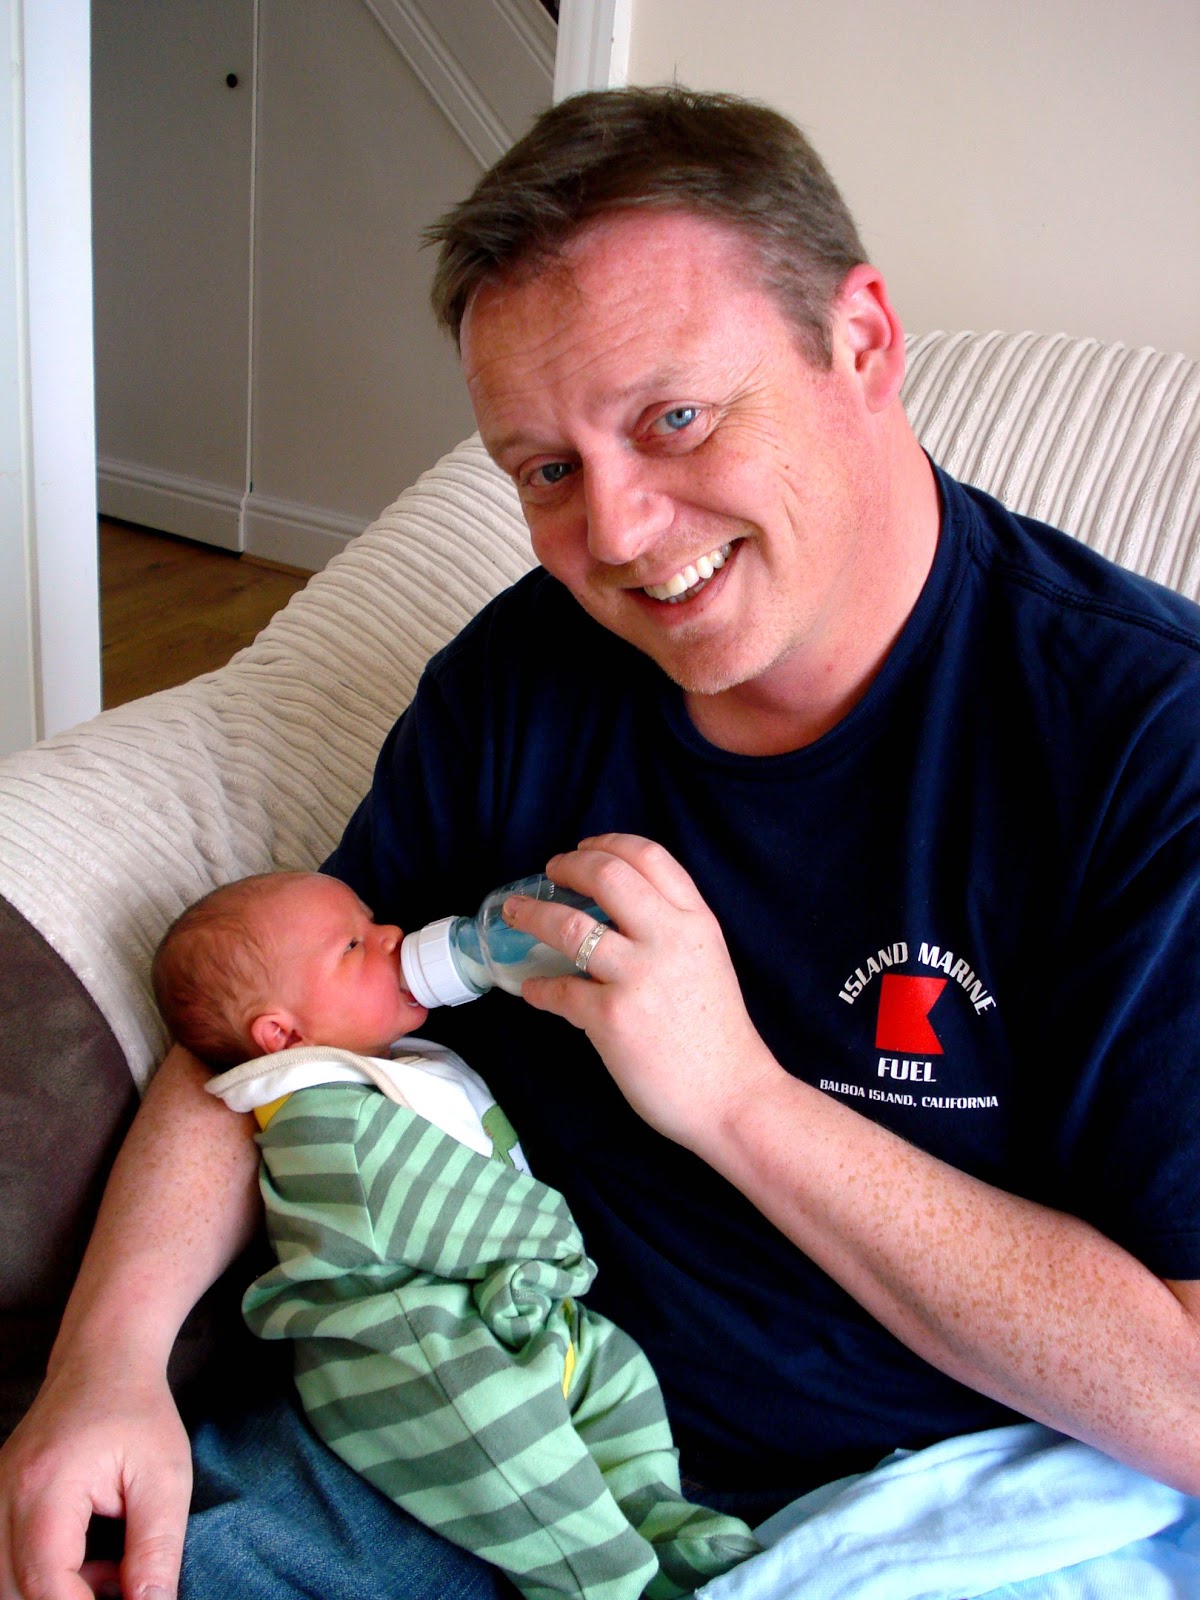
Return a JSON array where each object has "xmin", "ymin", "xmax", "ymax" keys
[{"xmin": 685, "ymin": 676, "xmax": 874, "ymax": 757}]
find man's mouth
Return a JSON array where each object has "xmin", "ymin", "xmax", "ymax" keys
[{"xmin": 642, "ymin": 542, "xmax": 733, "ymax": 604}]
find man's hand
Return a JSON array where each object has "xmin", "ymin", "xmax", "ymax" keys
[
  {"xmin": 0, "ymin": 1357, "xmax": 190, "ymax": 1600},
  {"xmin": 505, "ymin": 832, "xmax": 782, "ymax": 1151}
]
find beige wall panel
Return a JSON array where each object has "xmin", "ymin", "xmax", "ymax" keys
[
  {"xmin": 250, "ymin": 0, "xmax": 482, "ymax": 525},
  {"xmin": 627, "ymin": 0, "xmax": 1200, "ymax": 358},
  {"xmin": 92, "ymin": 0, "xmax": 254, "ymax": 491}
]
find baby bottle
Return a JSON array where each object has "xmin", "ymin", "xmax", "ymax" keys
[{"xmin": 400, "ymin": 875, "xmax": 608, "ymax": 1008}]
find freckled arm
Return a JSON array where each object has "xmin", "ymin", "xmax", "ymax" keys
[{"xmin": 700, "ymin": 1068, "xmax": 1200, "ymax": 1496}]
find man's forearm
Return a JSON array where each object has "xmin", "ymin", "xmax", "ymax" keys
[
  {"xmin": 47, "ymin": 1044, "xmax": 261, "ymax": 1381},
  {"xmin": 706, "ymin": 1069, "xmax": 1200, "ymax": 1495}
]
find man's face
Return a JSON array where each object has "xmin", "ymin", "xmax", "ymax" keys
[
  {"xmin": 462, "ymin": 210, "xmax": 897, "ymax": 717},
  {"xmin": 261, "ymin": 875, "xmax": 427, "ymax": 1055}
]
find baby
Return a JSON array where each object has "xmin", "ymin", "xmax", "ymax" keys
[{"xmin": 152, "ymin": 870, "xmax": 759, "ymax": 1600}]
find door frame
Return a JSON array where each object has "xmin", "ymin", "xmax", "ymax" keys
[{"xmin": 554, "ymin": 0, "xmax": 631, "ymax": 98}]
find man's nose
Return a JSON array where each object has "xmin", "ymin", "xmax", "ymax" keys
[{"xmin": 583, "ymin": 457, "xmax": 673, "ymax": 566}]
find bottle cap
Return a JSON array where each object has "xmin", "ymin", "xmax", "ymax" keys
[{"xmin": 400, "ymin": 918, "xmax": 479, "ymax": 1008}]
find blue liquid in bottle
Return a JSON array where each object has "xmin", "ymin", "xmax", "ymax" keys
[{"xmin": 400, "ymin": 875, "xmax": 607, "ymax": 1007}]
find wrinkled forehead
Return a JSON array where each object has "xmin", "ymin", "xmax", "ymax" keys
[
  {"xmin": 461, "ymin": 210, "xmax": 783, "ymax": 428},
  {"xmin": 462, "ymin": 208, "xmax": 766, "ymax": 348}
]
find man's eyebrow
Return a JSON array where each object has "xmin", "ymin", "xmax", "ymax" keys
[
  {"xmin": 604, "ymin": 370, "xmax": 690, "ymax": 408},
  {"xmin": 487, "ymin": 427, "xmax": 554, "ymax": 462}
]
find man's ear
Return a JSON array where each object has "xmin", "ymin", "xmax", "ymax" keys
[
  {"xmin": 249, "ymin": 1011, "xmax": 304, "ymax": 1056},
  {"xmin": 833, "ymin": 263, "xmax": 906, "ymax": 413}
]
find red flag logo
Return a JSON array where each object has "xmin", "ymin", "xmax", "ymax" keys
[{"xmin": 875, "ymin": 974, "xmax": 947, "ymax": 1054}]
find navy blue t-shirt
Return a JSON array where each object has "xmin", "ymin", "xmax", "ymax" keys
[{"xmin": 326, "ymin": 467, "xmax": 1200, "ymax": 1494}]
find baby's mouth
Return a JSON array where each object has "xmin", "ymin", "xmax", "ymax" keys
[{"xmin": 642, "ymin": 543, "xmax": 732, "ymax": 604}]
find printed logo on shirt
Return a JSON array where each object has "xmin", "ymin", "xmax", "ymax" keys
[
  {"xmin": 823, "ymin": 939, "xmax": 1000, "ymax": 1113},
  {"xmin": 874, "ymin": 974, "xmax": 946, "ymax": 1054}
]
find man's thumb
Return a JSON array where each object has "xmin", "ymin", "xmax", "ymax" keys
[{"xmin": 119, "ymin": 1465, "xmax": 190, "ymax": 1600}]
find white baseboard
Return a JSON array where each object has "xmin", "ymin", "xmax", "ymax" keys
[
  {"xmin": 98, "ymin": 456, "xmax": 369, "ymax": 572},
  {"xmin": 242, "ymin": 492, "xmax": 368, "ymax": 572},
  {"xmin": 98, "ymin": 457, "xmax": 244, "ymax": 552}
]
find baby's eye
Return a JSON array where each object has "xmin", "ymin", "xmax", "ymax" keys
[{"xmin": 346, "ymin": 938, "xmax": 361, "ymax": 952}]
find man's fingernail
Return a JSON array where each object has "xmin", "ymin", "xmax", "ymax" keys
[{"xmin": 142, "ymin": 1588, "xmax": 175, "ymax": 1600}]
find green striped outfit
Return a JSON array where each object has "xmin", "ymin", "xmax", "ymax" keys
[{"xmin": 242, "ymin": 1080, "xmax": 759, "ymax": 1600}]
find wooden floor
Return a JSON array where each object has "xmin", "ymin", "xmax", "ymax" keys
[{"xmin": 99, "ymin": 518, "xmax": 311, "ymax": 708}]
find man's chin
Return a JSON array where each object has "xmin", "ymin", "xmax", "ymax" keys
[
  {"xmin": 644, "ymin": 633, "xmax": 769, "ymax": 698},
  {"xmin": 574, "ymin": 586, "xmax": 774, "ymax": 697}
]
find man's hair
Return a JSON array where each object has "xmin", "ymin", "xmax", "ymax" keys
[
  {"xmin": 426, "ymin": 85, "xmax": 867, "ymax": 365},
  {"xmin": 151, "ymin": 873, "xmax": 297, "ymax": 1068}
]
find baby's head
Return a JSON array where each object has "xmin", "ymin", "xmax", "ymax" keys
[{"xmin": 151, "ymin": 871, "xmax": 428, "ymax": 1066}]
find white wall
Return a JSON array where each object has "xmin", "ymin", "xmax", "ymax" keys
[
  {"xmin": 627, "ymin": 0, "xmax": 1200, "ymax": 360},
  {"xmin": 0, "ymin": 0, "xmax": 100, "ymax": 757}
]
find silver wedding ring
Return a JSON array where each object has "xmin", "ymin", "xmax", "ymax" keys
[{"xmin": 573, "ymin": 921, "xmax": 608, "ymax": 974}]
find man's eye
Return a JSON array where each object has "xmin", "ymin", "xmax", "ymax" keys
[
  {"xmin": 655, "ymin": 406, "xmax": 700, "ymax": 434},
  {"xmin": 529, "ymin": 461, "xmax": 576, "ymax": 488}
]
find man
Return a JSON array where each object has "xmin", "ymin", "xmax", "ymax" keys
[{"xmin": 3, "ymin": 86, "xmax": 1200, "ymax": 1600}]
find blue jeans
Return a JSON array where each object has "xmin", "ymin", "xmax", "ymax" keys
[{"xmin": 181, "ymin": 1387, "xmax": 519, "ymax": 1600}]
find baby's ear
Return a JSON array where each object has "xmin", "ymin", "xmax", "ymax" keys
[{"xmin": 249, "ymin": 1011, "xmax": 303, "ymax": 1056}]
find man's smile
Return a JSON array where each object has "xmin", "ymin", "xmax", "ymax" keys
[{"xmin": 642, "ymin": 542, "xmax": 734, "ymax": 603}]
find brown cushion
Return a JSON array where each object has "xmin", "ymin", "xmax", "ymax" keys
[
  {"xmin": 0, "ymin": 894, "xmax": 138, "ymax": 1436},
  {"xmin": 0, "ymin": 896, "xmax": 277, "ymax": 1440}
]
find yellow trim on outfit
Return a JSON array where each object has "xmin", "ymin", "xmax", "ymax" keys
[
  {"xmin": 561, "ymin": 1297, "xmax": 579, "ymax": 1398},
  {"xmin": 254, "ymin": 1094, "xmax": 291, "ymax": 1130}
]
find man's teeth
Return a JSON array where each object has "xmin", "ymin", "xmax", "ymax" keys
[{"xmin": 643, "ymin": 544, "xmax": 731, "ymax": 603}]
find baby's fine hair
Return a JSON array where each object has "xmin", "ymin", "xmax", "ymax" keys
[{"xmin": 151, "ymin": 872, "xmax": 305, "ymax": 1067}]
